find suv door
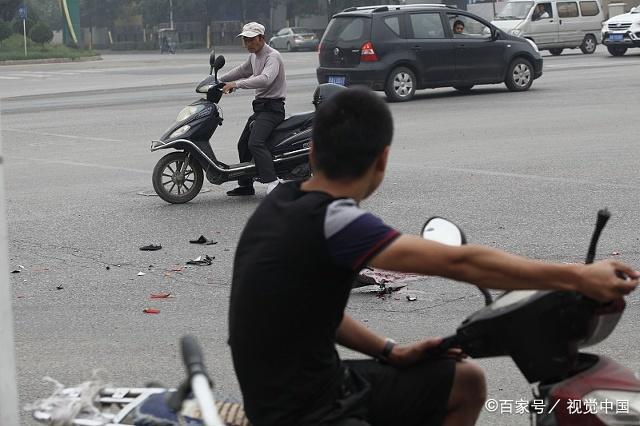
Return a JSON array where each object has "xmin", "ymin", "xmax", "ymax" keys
[
  {"xmin": 319, "ymin": 16, "xmax": 372, "ymax": 69},
  {"xmin": 528, "ymin": 2, "xmax": 559, "ymax": 47},
  {"xmin": 406, "ymin": 11, "xmax": 456, "ymax": 86},
  {"xmin": 446, "ymin": 13, "xmax": 507, "ymax": 84}
]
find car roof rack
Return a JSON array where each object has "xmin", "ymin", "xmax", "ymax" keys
[{"xmin": 340, "ymin": 4, "xmax": 456, "ymax": 13}]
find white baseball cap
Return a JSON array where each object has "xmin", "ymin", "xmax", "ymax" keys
[{"xmin": 237, "ymin": 22, "xmax": 265, "ymax": 38}]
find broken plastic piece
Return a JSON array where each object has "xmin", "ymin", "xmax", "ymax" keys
[
  {"xmin": 140, "ymin": 244, "xmax": 162, "ymax": 251},
  {"xmin": 137, "ymin": 272, "xmax": 146, "ymax": 276},
  {"xmin": 186, "ymin": 255, "xmax": 214, "ymax": 266},
  {"xmin": 143, "ymin": 308, "xmax": 160, "ymax": 314},
  {"xmin": 150, "ymin": 292, "xmax": 171, "ymax": 299},
  {"xmin": 56, "ymin": 284, "xmax": 63, "ymax": 290},
  {"xmin": 611, "ymin": 251, "xmax": 620, "ymax": 256},
  {"xmin": 11, "ymin": 270, "xmax": 20, "ymax": 274},
  {"xmin": 189, "ymin": 235, "xmax": 218, "ymax": 245},
  {"xmin": 406, "ymin": 295, "xmax": 417, "ymax": 301}
]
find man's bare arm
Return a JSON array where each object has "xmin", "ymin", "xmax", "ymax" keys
[{"xmin": 370, "ymin": 235, "xmax": 638, "ymax": 302}]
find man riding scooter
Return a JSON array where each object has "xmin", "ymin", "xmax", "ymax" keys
[{"xmin": 220, "ymin": 22, "xmax": 287, "ymax": 196}]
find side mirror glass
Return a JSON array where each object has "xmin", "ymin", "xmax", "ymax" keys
[
  {"xmin": 421, "ymin": 217, "xmax": 466, "ymax": 246},
  {"xmin": 213, "ymin": 55, "xmax": 225, "ymax": 72}
]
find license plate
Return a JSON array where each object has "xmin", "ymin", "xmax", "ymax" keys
[
  {"xmin": 328, "ymin": 75, "xmax": 346, "ymax": 86},
  {"xmin": 609, "ymin": 34, "xmax": 624, "ymax": 41}
]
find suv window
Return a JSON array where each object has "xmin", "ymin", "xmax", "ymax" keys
[
  {"xmin": 579, "ymin": 1, "xmax": 599, "ymax": 16},
  {"xmin": 384, "ymin": 16, "xmax": 401, "ymax": 37},
  {"xmin": 322, "ymin": 17, "xmax": 369, "ymax": 42},
  {"xmin": 447, "ymin": 14, "xmax": 492, "ymax": 38},
  {"xmin": 409, "ymin": 13, "xmax": 445, "ymax": 39},
  {"xmin": 557, "ymin": 2, "xmax": 579, "ymax": 17}
]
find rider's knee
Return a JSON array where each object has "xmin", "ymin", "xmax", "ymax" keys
[{"xmin": 454, "ymin": 361, "xmax": 487, "ymax": 404}]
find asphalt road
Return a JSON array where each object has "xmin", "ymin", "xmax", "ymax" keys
[{"xmin": 2, "ymin": 46, "xmax": 640, "ymax": 425}]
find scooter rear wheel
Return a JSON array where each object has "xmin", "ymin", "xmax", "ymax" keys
[{"xmin": 152, "ymin": 152, "xmax": 204, "ymax": 204}]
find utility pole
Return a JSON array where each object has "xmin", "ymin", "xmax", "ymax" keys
[
  {"xmin": 169, "ymin": 0, "xmax": 174, "ymax": 29},
  {"xmin": 0, "ymin": 115, "xmax": 19, "ymax": 426}
]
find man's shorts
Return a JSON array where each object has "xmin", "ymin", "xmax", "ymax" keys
[{"xmin": 314, "ymin": 357, "xmax": 456, "ymax": 426}]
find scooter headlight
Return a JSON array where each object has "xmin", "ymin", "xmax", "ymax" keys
[
  {"xmin": 175, "ymin": 104, "xmax": 205, "ymax": 123},
  {"xmin": 582, "ymin": 390, "xmax": 640, "ymax": 425},
  {"xmin": 170, "ymin": 125, "xmax": 191, "ymax": 138}
]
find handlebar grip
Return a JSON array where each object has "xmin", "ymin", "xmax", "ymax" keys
[
  {"xmin": 424, "ymin": 335, "xmax": 459, "ymax": 358},
  {"xmin": 181, "ymin": 335, "xmax": 208, "ymax": 378}
]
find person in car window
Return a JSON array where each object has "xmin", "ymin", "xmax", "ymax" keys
[
  {"xmin": 532, "ymin": 4, "xmax": 550, "ymax": 20},
  {"xmin": 220, "ymin": 22, "xmax": 287, "ymax": 196},
  {"xmin": 453, "ymin": 20, "xmax": 465, "ymax": 35},
  {"xmin": 228, "ymin": 87, "xmax": 639, "ymax": 426}
]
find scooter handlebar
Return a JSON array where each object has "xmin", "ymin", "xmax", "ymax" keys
[{"xmin": 181, "ymin": 335, "xmax": 209, "ymax": 379}]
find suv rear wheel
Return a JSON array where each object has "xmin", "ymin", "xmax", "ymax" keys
[
  {"xmin": 385, "ymin": 67, "xmax": 416, "ymax": 102},
  {"xmin": 607, "ymin": 46, "xmax": 627, "ymax": 56},
  {"xmin": 505, "ymin": 58, "xmax": 533, "ymax": 92},
  {"xmin": 580, "ymin": 34, "xmax": 597, "ymax": 54}
]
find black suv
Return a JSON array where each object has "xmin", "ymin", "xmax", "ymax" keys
[{"xmin": 317, "ymin": 4, "xmax": 543, "ymax": 101}]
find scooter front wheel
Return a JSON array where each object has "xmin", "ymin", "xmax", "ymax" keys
[{"xmin": 152, "ymin": 152, "xmax": 204, "ymax": 204}]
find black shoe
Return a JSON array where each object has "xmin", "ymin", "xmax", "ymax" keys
[{"xmin": 226, "ymin": 186, "xmax": 255, "ymax": 196}]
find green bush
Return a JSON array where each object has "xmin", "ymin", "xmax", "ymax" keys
[
  {"xmin": 0, "ymin": 20, "xmax": 11, "ymax": 46},
  {"xmin": 29, "ymin": 21, "xmax": 53, "ymax": 46},
  {"xmin": 0, "ymin": 33, "xmax": 36, "ymax": 50},
  {"xmin": 12, "ymin": 17, "xmax": 36, "ymax": 35}
]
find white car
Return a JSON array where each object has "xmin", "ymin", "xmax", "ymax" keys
[{"xmin": 602, "ymin": 6, "xmax": 640, "ymax": 56}]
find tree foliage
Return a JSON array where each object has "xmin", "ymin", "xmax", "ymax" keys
[
  {"xmin": 0, "ymin": 19, "xmax": 12, "ymax": 45},
  {"xmin": 29, "ymin": 20, "xmax": 53, "ymax": 45}
]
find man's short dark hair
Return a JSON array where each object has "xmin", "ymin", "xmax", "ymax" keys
[{"xmin": 311, "ymin": 88, "xmax": 393, "ymax": 180}]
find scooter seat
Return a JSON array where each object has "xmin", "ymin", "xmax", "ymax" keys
[{"xmin": 274, "ymin": 111, "xmax": 314, "ymax": 132}]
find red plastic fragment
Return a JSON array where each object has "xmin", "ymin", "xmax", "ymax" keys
[
  {"xmin": 143, "ymin": 308, "xmax": 161, "ymax": 314},
  {"xmin": 150, "ymin": 292, "xmax": 171, "ymax": 299}
]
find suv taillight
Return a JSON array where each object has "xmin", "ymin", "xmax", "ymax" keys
[{"xmin": 360, "ymin": 41, "xmax": 378, "ymax": 62}]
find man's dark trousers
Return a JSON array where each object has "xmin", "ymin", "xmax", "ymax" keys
[{"xmin": 237, "ymin": 98, "xmax": 285, "ymax": 187}]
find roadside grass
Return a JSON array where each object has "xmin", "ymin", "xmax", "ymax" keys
[{"xmin": 0, "ymin": 34, "xmax": 98, "ymax": 62}]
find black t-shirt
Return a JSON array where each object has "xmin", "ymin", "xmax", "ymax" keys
[{"xmin": 229, "ymin": 182, "xmax": 400, "ymax": 426}]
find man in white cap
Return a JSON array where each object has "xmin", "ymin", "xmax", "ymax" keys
[{"xmin": 220, "ymin": 22, "xmax": 287, "ymax": 196}]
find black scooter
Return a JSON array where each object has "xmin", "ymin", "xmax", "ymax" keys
[{"xmin": 150, "ymin": 52, "xmax": 343, "ymax": 204}]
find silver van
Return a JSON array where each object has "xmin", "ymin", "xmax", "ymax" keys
[{"xmin": 492, "ymin": 0, "xmax": 604, "ymax": 55}]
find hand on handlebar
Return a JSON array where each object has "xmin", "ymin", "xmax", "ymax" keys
[
  {"xmin": 578, "ymin": 259, "xmax": 639, "ymax": 302},
  {"xmin": 222, "ymin": 82, "xmax": 237, "ymax": 94},
  {"xmin": 388, "ymin": 337, "xmax": 466, "ymax": 367}
]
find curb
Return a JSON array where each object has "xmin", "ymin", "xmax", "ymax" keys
[{"xmin": 0, "ymin": 55, "xmax": 102, "ymax": 66}]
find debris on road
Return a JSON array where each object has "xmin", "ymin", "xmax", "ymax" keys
[
  {"xmin": 143, "ymin": 308, "xmax": 160, "ymax": 314},
  {"xmin": 150, "ymin": 292, "xmax": 172, "ymax": 299},
  {"xmin": 11, "ymin": 269, "xmax": 20, "ymax": 274},
  {"xmin": 189, "ymin": 235, "xmax": 218, "ymax": 245},
  {"xmin": 186, "ymin": 255, "xmax": 214, "ymax": 266},
  {"xmin": 376, "ymin": 284, "xmax": 406, "ymax": 298},
  {"xmin": 137, "ymin": 272, "xmax": 146, "ymax": 276},
  {"xmin": 139, "ymin": 244, "xmax": 162, "ymax": 251},
  {"xmin": 611, "ymin": 251, "xmax": 620, "ymax": 256},
  {"xmin": 406, "ymin": 295, "xmax": 418, "ymax": 302},
  {"xmin": 357, "ymin": 267, "xmax": 422, "ymax": 287},
  {"xmin": 56, "ymin": 284, "xmax": 63, "ymax": 290}
]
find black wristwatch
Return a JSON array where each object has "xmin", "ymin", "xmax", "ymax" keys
[{"xmin": 379, "ymin": 338, "xmax": 396, "ymax": 363}]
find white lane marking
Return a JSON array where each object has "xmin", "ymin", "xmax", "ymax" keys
[
  {"xmin": 6, "ymin": 155, "xmax": 148, "ymax": 174},
  {"xmin": 2, "ymin": 127, "xmax": 122, "ymax": 142},
  {"xmin": 392, "ymin": 163, "xmax": 639, "ymax": 190},
  {"xmin": 0, "ymin": 76, "xmax": 22, "ymax": 80}
]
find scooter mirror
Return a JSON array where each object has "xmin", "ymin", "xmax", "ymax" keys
[
  {"xmin": 213, "ymin": 55, "xmax": 226, "ymax": 72},
  {"xmin": 421, "ymin": 217, "xmax": 466, "ymax": 246},
  {"xmin": 209, "ymin": 50, "xmax": 216, "ymax": 67}
]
